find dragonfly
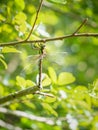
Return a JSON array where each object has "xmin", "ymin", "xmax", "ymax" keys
[
  {"xmin": 19, "ymin": 43, "xmax": 67, "ymax": 89},
  {"xmin": 37, "ymin": 43, "xmax": 46, "ymax": 89}
]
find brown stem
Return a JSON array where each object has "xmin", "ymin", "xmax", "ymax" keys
[
  {"xmin": 0, "ymin": 33, "xmax": 98, "ymax": 47},
  {"xmin": 25, "ymin": 0, "xmax": 44, "ymax": 41},
  {"xmin": 73, "ymin": 18, "xmax": 88, "ymax": 35}
]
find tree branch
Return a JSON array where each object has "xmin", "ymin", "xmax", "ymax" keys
[
  {"xmin": 0, "ymin": 107, "xmax": 68, "ymax": 125},
  {"xmin": 0, "ymin": 86, "xmax": 39, "ymax": 104},
  {"xmin": 0, "ymin": 119, "xmax": 22, "ymax": 130},
  {"xmin": 0, "ymin": 107, "xmax": 55, "ymax": 125},
  {"xmin": 25, "ymin": 0, "xmax": 44, "ymax": 41},
  {"xmin": 0, "ymin": 33, "xmax": 98, "ymax": 47},
  {"xmin": 0, "ymin": 86, "xmax": 55, "ymax": 104}
]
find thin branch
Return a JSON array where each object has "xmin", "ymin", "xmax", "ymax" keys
[
  {"xmin": 0, "ymin": 119, "xmax": 22, "ymax": 130},
  {"xmin": 73, "ymin": 18, "xmax": 88, "ymax": 35},
  {"xmin": 25, "ymin": 0, "xmax": 44, "ymax": 41},
  {"xmin": 35, "ymin": 91, "xmax": 55, "ymax": 98},
  {"xmin": 0, "ymin": 32, "xmax": 98, "ymax": 47},
  {"xmin": 0, "ymin": 86, "xmax": 39, "ymax": 104},
  {"xmin": 0, "ymin": 107, "xmax": 55, "ymax": 125}
]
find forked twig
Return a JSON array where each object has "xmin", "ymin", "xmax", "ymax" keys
[
  {"xmin": 0, "ymin": 32, "xmax": 98, "ymax": 47},
  {"xmin": 73, "ymin": 18, "xmax": 88, "ymax": 35},
  {"xmin": 0, "ymin": 18, "xmax": 97, "ymax": 47}
]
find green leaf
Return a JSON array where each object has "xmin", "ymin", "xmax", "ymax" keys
[
  {"xmin": 92, "ymin": 98, "xmax": 98, "ymax": 107},
  {"xmin": 15, "ymin": 0, "xmax": 25, "ymax": 10},
  {"xmin": 58, "ymin": 72, "xmax": 76, "ymax": 85},
  {"xmin": 85, "ymin": 94, "xmax": 91, "ymax": 108},
  {"xmin": 16, "ymin": 76, "xmax": 36, "ymax": 88},
  {"xmin": 2, "ymin": 47, "xmax": 21, "ymax": 53},
  {"xmin": 75, "ymin": 100, "xmax": 91, "ymax": 110},
  {"xmin": 19, "ymin": 22, "xmax": 27, "ymax": 33},
  {"xmin": 74, "ymin": 86, "xmax": 88, "ymax": 100},
  {"xmin": 47, "ymin": 0, "xmax": 67, "ymax": 4},
  {"xmin": 13, "ymin": 12, "xmax": 27, "ymax": 25},
  {"xmin": 10, "ymin": 103, "xmax": 19, "ymax": 110},
  {"xmin": 42, "ymin": 73, "xmax": 51, "ymax": 87},
  {"xmin": 16, "ymin": 76, "xmax": 26, "ymax": 88},
  {"xmin": 0, "ymin": 84, "xmax": 4, "ymax": 96},
  {"xmin": 0, "ymin": 57, "xmax": 7, "ymax": 69},
  {"xmin": 73, "ymin": 86, "xmax": 91, "ymax": 108},
  {"xmin": 48, "ymin": 67, "xmax": 57, "ymax": 84},
  {"xmin": 42, "ymin": 103, "xmax": 58, "ymax": 117},
  {"xmin": 93, "ymin": 79, "xmax": 98, "ymax": 91},
  {"xmin": 26, "ymin": 80, "xmax": 36, "ymax": 87},
  {"xmin": 44, "ymin": 96, "xmax": 56, "ymax": 103},
  {"xmin": 0, "ymin": 14, "xmax": 6, "ymax": 21}
]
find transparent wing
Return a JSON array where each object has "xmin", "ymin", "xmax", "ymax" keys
[
  {"xmin": 47, "ymin": 51, "xmax": 67, "ymax": 65},
  {"xmin": 19, "ymin": 54, "xmax": 40, "ymax": 76},
  {"xmin": 19, "ymin": 48, "xmax": 67, "ymax": 76}
]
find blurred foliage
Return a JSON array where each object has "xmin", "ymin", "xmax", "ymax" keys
[{"xmin": 0, "ymin": 0, "xmax": 98, "ymax": 130}]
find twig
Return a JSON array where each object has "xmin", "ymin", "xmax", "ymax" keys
[
  {"xmin": 0, "ymin": 86, "xmax": 39, "ymax": 104},
  {"xmin": 0, "ymin": 32, "xmax": 98, "ymax": 47},
  {"xmin": 0, "ymin": 107, "xmax": 55, "ymax": 125},
  {"xmin": 73, "ymin": 18, "xmax": 88, "ymax": 35},
  {"xmin": 25, "ymin": 0, "xmax": 44, "ymax": 41},
  {"xmin": 0, "ymin": 119, "xmax": 22, "ymax": 130},
  {"xmin": 35, "ymin": 91, "xmax": 55, "ymax": 98}
]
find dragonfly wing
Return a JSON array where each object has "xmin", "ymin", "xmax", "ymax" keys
[
  {"xmin": 46, "ymin": 51, "xmax": 68, "ymax": 65},
  {"xmin": 20, "ymin": 55, "xmax": 40, "ymax": 76}
]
